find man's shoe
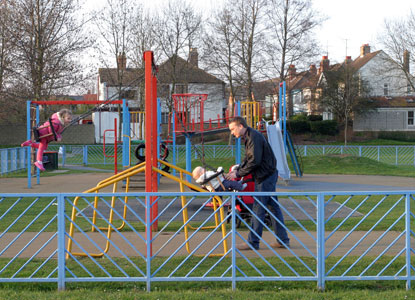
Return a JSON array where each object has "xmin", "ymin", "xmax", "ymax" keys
[
  {"xmin": 270, "ymin": 242, "xmax": 289, "ymax": 249},
  {"xmin": 34, "ymin": 161, "xmax": 45, "ymax": 171},
  {"xmin": 236, "ymin": 243, "xmax": 258, "ymax": 250}
]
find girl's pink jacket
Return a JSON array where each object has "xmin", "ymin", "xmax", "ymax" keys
[{"xmin": 37, "ymin": 112, "xmax": 65, "ymax": 142}]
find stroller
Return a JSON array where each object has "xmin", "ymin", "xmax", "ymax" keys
[{"xmin": 229, "ymin": 165, "xmax": 271, "ymax": 228}]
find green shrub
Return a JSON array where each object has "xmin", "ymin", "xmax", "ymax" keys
[
  {"xmin": 310, "ymin": 120, "xmax": 338, "ymax": 135},
  {"xmin": 307, "ymin": 114, "xmax": 323, "ymax": 121},
  {"xmin": 378, "ymin": 131, "xmax": 415, "ymax": 142},
  {"xmin": 290, "ymin": 113, "xmax": 307, "ymax": 121},
  {"xmin": 287, "ymin": 120, "xmax": 311, "ymax": 134}
]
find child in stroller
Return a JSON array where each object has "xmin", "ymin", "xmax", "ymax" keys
[{"xmin": 229, "ymin": 165, "xmax": 271, "ymax": 228}]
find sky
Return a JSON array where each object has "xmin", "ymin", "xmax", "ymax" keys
[{"xmin": 84, "ymin": 0, "xmax": 415, "ymax": 65}]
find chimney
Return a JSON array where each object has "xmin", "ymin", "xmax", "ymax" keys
[
  {"xmin": 117, "ymin": 52, "xmax": 126, "ymax": 70},
  {"xmin": 360, "ymin": 44, "xmax": 371, "ymax": 57},
  {"xmin": 404, "ymin": 50, "xmax": 410, "ymax": 73},
  {"xmin": 309, "ymin": 64, "xmax": 317, "ymax": 74},
  {"xmin": 189, "ymin": 48, "xmax": 198, "ymax": 67},
  {"xmin": 319, "ymin": 56, "xmax": 330, "ymax": 73},
  {"xmin": 345, "ymin": 56, "xmax": 352, "ymax": 64},
  {"xmin": 288, "ymin": 64, "xmax": 296, "ymax": 77}
]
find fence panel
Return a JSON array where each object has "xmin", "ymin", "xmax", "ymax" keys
[{"xmin": 1, "ymin": 191, "xmax": 414, "ymax": 291}]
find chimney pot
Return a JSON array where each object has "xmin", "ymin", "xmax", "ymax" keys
[
  {"xmin": 360, "ymin": 44, "xmax": 371, "ymax": 57},
  {"xmin": 288, "ymin": 64, "xmax": 296, "ymax": 77},
  {"xmin": 319, "ymin": 56, "xmax": 330, "ymax": 73},
  {"xmin": 189, "ymin": 48, "xmax": 198, "ymax": 67},
  {"xmin": 117, "ymin": 52, "xmax": 126, "ymax": 70}
]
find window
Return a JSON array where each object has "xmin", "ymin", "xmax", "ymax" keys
[
  {"xmin": 383, "ymin": 83, "xmax": 389, "ymax": 96},
  {"xmin": 174, "ymin": 84, "xmax": 188, "ymax": 94},
  {"xmin": 408, "ymin": 111, "xmax": 414, "ymax": 126}
]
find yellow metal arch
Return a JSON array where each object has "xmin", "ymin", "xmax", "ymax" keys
[{"xmin": 66, "ymin": 160, "xmax": 228, "ymax": 258}]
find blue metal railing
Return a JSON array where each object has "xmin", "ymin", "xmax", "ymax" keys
[
  {"xmin": 0, "ymin": 191, "xmax": 414, "ymax": 291},
  {"xmin": 2, "ymin": 144, "xmax": 415, "ymax": 175}
]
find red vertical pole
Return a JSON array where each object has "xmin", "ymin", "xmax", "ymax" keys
[
  {"xmin": 114, "ymin": 118, "xmax": 118, "ymax": 174},
  {"xmin": 144, "ymin": 51, "xmax": 158, "ymax": 254},
  {"xmin": 151, "ymin": 55, "xmax": 158, "ymax": 231}
]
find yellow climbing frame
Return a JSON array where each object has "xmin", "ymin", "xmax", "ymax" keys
[
  {"xmin": 241, "ymin": 101, "xmax": 262, "ymax": 130},
  {"xmin": 66, "ymin": 160, "xmax": 228, "ymax": 258}
]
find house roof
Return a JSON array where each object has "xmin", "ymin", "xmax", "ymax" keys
[
  {"xmin": 351, "ymin": 50, "xmax": 382, "ymax": 70},
  {"xmin": 157, "ymin": 55, "xmax": 224, "ymax": 84},
  {"xmin": 369, "ymin": 96, "xmax": 415, "ymax": 108},
  {"xmin": 98, "ymin": 55, "xmax": 224, "ymax": 86},
  {"xmin": 98, "ymin": 68, "xmax": 143, "ymax": 87}
]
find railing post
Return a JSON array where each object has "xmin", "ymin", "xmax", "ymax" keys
[
  {"xmin": 304, "ymin": 145, "xmax": 307, "ymax": 157},
  {"xmin": 377, "ymin": 146, "xmax": 380, "ymax": 162},
  {"xmin": 359, "ymin": 146, "xmax": 362, "ymax": 157},
  {"xmin": 57, "ymin": 194, "xmax": 66, "ymax": 291},
  {"xmin": 396, "ymin": 146, "xmax": 399, "ymax": 165},
  {"xmin": 83, "ymin": 145, "xmax": 88, "ymax": 165},
  {"xmin": 405, "ymin": 193, "xmax": 411, "ymax": 290},
  {"xmin": 232, "ymin": 194, "xmax": 236, "ymax": 291},
  {"xmin": 317, "ymin": 193, "xmax": 325, "ymax": 291}
]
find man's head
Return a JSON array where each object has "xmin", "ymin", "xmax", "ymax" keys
[
  {"xmin": 229, "ymin": 116, "xmax": 248, "ymax": 138},
  {"xmin": 192, "ymin": 166, "xmax": 205, "ymax": 179}
]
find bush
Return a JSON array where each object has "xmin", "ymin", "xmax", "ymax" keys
[
  {"xmin": 310, "ymin": 120, "xmax": 338, "ymax": 135},
  {"xmin": 287, "ymin": 120, "xmax": 311, "ymax": 134},
  {"xmin": 307, "ymin": 114, "xmax": 323, "ymax": 121},
  {"xmin": 378, "ymin": 131, "xmax": 415, "ymax": 142},
  {"xmin": 290, "ymin": 113, "xmax": 307, "ymax": 121}
]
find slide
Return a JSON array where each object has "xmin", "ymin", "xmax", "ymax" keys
[{"xmin": 266, "ymin": 122, "xmax": 291, "ymax": 181}]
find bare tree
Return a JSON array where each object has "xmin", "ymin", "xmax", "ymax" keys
[
  {"xmin": 93, "ymin": 0, "xmax": 137, "ymax": 139},
  {"xmin": 319, "ymin": 64, "xmax": 374, "ymax": 145},
  {"xmin": 0, "ymin": 0, "xmax": 13, "ymax": 95},
  {"xmin": 152, "ymin": 0, "xmax": 203, "ymax": 112},
  {"xmin": 229, "ymin": 0, "xmax": 269, "ymax": 101},
  {"xmin": 203, "ymin": 6, "xmax": 238, "ymax": 113},
  {"xmin": 129, "ymin": 6, "xmax": 159, "ymax": 139},
  {"xmin": 266, "ymin": 0, "xmax": 323, "ymax": 81},
  {"xmin": 7, "ymin": 0, "xmax": 92, "ymax": 118},
  {"xmin": 377, "ymin": 11, "xmax": 415, "ymax": 93}
]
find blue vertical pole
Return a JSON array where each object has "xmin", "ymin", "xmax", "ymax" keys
[
  {"xmin": 26, "ymin": 101, "xmax": 31, "ymax": 189},
  {"xmin": 57, "ymin": 194, "xmax": 66, "ymax": 291},
  {"xmin": 236, "ymin": 101, "xmax": 241, "ymax": 165},
  {"xmin": 405, "ymin": 193, "xmax": 411, "ymax": 290},
  {"xmin": 317, "ymin": 193, "xmax": 325, "ymax": 291},
  {"xmin": 122, "ymin": 99, "xmax": 129, "ymax": 168}
]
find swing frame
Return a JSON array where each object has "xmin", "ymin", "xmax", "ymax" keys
[{"xmin": 25, "ymin": 100, "xmax": 128, "ymax": 189}]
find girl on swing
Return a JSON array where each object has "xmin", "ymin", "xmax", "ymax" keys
[{"xmin": 21, "ymin": 109, "xmax": 73, "ymax": 171}]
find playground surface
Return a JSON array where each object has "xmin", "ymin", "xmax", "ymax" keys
[{"xmin": 1, "ymin": 171, "xmax": 413, "ymax": 193}]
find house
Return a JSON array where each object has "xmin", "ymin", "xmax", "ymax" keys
[
  {"xmin": 97, "ymin": 49, "xmax": 226, "ymax": 123},
  {"xmin": 253, "ymin": 44, "xmax": 415, "ymax": 131}
]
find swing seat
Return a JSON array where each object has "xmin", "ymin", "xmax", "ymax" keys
[{"xmin": 32, "ymin": 118, "xmax": 58, "ymax": 142}]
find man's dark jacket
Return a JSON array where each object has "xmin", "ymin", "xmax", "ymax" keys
[{"xmin": 236, "ymin": 127, "xmax": 277, "ymax": 183}]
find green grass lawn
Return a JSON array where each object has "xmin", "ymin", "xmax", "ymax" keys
[{"xmin": 0, "ymin": 256, "xmax": 415, "ymax": 299}]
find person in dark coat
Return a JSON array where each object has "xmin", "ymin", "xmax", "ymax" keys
[{"xmin": 226, "ymin": 116, "xmax": 290, "ymax": 250}]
